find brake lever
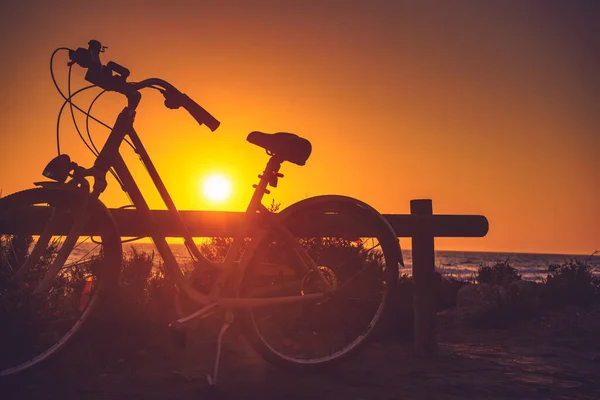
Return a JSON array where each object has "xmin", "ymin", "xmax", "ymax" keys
[
  {"xmin": 67, "ymin": 40, "xmax": 106, "ymax": 68},
  {"xmin": 162, "ymin": 88, "xmax": 184, "ymax": 109},
  {"xmin": 67, "ymin": 47, "xmax": 92, "ymax": 67}
]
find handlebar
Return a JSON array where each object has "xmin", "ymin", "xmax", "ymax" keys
[{"xmin": 68, "ymin": 40, "xmax": 220, "ymax": 132}]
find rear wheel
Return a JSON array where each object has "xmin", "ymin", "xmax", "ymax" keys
[
  {"xmin": 239, "ymin": 199, "xmax": 399, "ymax": 369},
  {"xmin": 0, "ymin": 188, "xmax": 121, "ymax": 377}
]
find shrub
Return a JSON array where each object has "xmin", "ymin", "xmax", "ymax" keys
[
  {"xmin": 198, "ymin": 236, "xmax": 235, "ymax": 262},
  {"xmin": 477, "ymin": 259, "xmax": 521, "ymax": 286},
  {"xmin": 471, "ymin": 283, "xmax": 540, "ymax": 328},
  {"xmin": 436, "ymin": 272, "xmax": 468, "ymax": 310},
  {"xmin": 543, "ymin": 259, "xmax": 599, "ymax": 305},
  {"xmin": 99, "ymin": 247, "xmax": 173, "ymax": 336},
  {"xmin": 144, "ymin": 262, "xmax": 178, "ymax": 324},
  {"xmin": 198, "ymin": 200, "xmax": 281, "ymax": 262},
  {"xmin": 0, "ymin": 235, "xmax": 33, "ymax": 274},
  {"xmin": 120, "ymin": 246, "xmax": 156, "ymax": 303}
]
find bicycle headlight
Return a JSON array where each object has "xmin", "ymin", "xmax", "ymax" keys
[{"xmin": 42, "ymin": 154, "xmax": 72, "ymax": 183}]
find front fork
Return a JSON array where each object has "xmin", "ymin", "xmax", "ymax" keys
[{"xmin": 19, "ymin": 145, "xmax": 110, "ymax": 293}]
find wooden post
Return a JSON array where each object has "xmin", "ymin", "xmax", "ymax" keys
[{"xmin": 410, "ymin": 199, "xmax": 437, "ymax": 356}]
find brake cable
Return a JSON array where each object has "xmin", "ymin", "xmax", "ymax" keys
[
  {"xmin": 67, "ymin": 66, "xmax": 99, "ymax": 156},
  {"xmin": 56, "ymin": 84, "xmax": 96, "ymax": 155},
  {"xmin": 52, "ymin": 48, "xmax": 133, "ymax": 189}
]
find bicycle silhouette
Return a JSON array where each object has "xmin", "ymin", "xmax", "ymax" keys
[{"xmin": 0, "ymin": 40, "xmax": 403, "ymax": 385}]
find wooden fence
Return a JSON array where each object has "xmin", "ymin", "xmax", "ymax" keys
[{"xmin": 1, "ymin": 198, "xmax": 488, "ymax": 356}]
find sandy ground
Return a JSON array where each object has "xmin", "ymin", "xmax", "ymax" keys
[{"xmin": 2, "ymin": 304, "xmax": 600, "ymax": 400}]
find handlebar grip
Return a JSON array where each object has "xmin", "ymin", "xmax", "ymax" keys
[{"xmin": 181, "ymin": 94, "xmax": 220, "ymax": 132}]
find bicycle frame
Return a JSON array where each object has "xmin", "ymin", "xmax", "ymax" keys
[
  {"xmin": 0, "ymin": 43, "xmax": 403, "ymax": 383},
  {"xmin": 89, "ymin": 107, "xmax": 329, "ymax": 310}
]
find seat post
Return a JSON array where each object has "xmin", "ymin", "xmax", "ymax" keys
[{"xmin": 246, "ymin": 156, "xmax": 282, "ymax": 212}]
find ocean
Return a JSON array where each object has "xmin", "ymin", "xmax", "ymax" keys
[{"xmin": 86, "ymin": 242, "xmax": 600, "ymax": 283}]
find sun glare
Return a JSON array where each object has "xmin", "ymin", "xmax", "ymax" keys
[{"xmin": 202, "ymin": 174, "xmax": 232, "ymax": 203}]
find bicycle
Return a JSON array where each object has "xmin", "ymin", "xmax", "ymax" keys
[{"xmin": 0, "ymin": 40, "xmax": 403, "ymax": 384}]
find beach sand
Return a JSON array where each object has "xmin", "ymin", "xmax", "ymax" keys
[{"xmin": 2, "ymin": 303, "xmax": 600, "ymax": 399}]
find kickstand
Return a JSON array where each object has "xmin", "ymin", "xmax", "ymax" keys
[{"xmin": 206, "ymin": 311, "xmax": 234, "ymax": 386}]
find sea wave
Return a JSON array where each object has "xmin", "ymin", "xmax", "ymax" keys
[{"xmin": 71, "ymin": 243, "xmax": 600, "ymax": 282}]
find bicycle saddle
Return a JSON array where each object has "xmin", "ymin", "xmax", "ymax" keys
[{"xmin": 247, "ymin": 131, "xmax": 312, "ymax": 166}]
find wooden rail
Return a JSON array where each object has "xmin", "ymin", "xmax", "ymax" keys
[
  {"xmin": 0, "ymin": 208, "xmax": 488, "ymax": 238},
  {"xmin": 0, "ymin": 199, "xmax": 488, "ymax": 357}
]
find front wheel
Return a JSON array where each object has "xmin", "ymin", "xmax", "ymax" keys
[
  {"xmin": 0, "ymin": 187, "xmax": 121, "ymax": 377},
  {"xmin": 239, "ymin": 198, "xmax": 400, "ymax": 370}
]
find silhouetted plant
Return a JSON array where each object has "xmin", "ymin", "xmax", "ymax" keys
[
  {"xmin": 93, "ymin": 247, "xmax": 173, "ymax": 351},
  {"xmin": 142, "ymin": 261, "xmax": 178, "ymax": 324},
  {"xmin": 108, "ymin": 247, "xmax": 178, "ymax": 326},
  {"xmin": 267, "ymin": 198, "xmax": 280, "ymax": 213},
  {"xmin": 543, "ymin": 259, "xmax": 599, "ymax": 305},
  {"xmin": 199, "ymin": 236, "xmax": 235, "ymax": 262},
  {"xmin": 119, "ymin": 246, "xmax": 156, "ymax": 304},
  {"xmin": 1, "ymin": 234, "xmax": 33, "ymax": 272},
  {"xmin": 1, "ymin": 234, "xmax": 60, "ymax": 297},
  {"xmin": 436, "ymin": 272, "xmax": 468, "ymax": 310},
  {"xmin": 197, "ymin": 200, "xmax": 280, "ymax": 262},
  {"xmin": 0, "ymin": 234, "xmax": 103, "ymax": 364},
  {"xmin": 476, "ymin": 259, "xmax": 521, "ymax": 286},
  {"xmin": 471, "ymin": 283, "xmax": 540, "ymax": 329}
]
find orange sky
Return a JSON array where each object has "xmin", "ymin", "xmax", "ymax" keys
[{"xmin": 0, "ymin": 1, "xmax": 598, "ymax": 255}]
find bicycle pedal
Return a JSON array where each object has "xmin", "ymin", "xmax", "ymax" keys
[{"xmin": 169, "ymin": 322, "xmax": 187, "ymax": 349}]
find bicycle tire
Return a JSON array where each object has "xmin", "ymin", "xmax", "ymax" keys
[
  {"xmin": 239, "ymin": 197, "xmax": 400, "ymax": 370},
  {"xmin": 0, "ymin": 187, "xmax": 121, "ymax": 377}
]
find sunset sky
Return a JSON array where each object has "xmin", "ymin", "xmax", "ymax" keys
[{"xmin": 0, "ymin": 1, "xmax": 598, "ymax": 255}]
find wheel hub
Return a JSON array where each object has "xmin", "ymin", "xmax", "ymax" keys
[{"xmin": 301, "ymin": 265, "xmax": 338, "ymax": 297}]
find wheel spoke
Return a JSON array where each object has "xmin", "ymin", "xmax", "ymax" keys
[
  {"xmin": 334, "ymin": 264, "xmax": 375, "ymax": 294},
  {"xmin": 0, "ymin": 188, "xmax": 117, "ymax": 377},
  {"xmin": 329, "ymin": 239, "xmax": 381, "ymax": 273},
  {"xmin": 242, "ymin": 203, "xmax": 396, "ymax": 367}
]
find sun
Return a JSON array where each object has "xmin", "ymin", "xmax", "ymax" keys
[{"xmin": 202, "ymin": 174, "xmax": 232, "ymax": 203}]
